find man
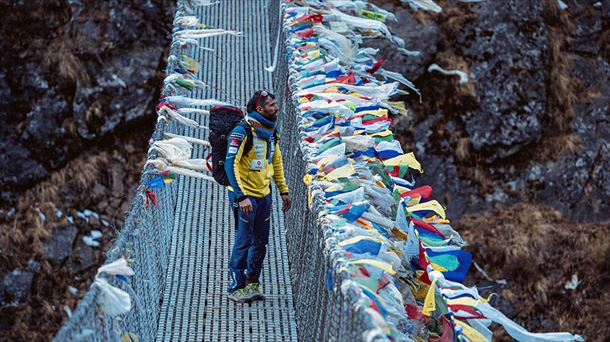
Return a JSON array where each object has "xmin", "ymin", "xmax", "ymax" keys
[{"xmin": 224, "ymin": 89, "xmax": 292, "ymax": 303}]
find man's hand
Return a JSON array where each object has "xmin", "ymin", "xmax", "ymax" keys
[
  {"xmin": 239, "ymin": 197, "xmax": 253, "ymax": 215},
  {"xmin": 281, "ymin": 194, "xmax": 292, "ymax": 212}
]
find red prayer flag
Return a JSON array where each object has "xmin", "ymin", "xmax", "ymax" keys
[
  {"xmin": 366, "ymin": 59, "xmax": 385, "ymax": 74},
  {"xmin": 410, "ymin": 217, "xmax": 447, "ymax": 239},
  {"xmin": 418, "ymin": 242, "xmax": 432, "ymax": 284},
  {"xmin": 294, "ymin": 13, "xmax": 324, "ymax": 24},
  {"xmin": 404, "ymin": 186, "xmax": 433, "ymax": 200},
  {"xmin": 296, "ymin": 28, "xmax": 315, "ymax": 38},
  {"xmin": 335, "ymin": 72, "xmax": 356, "ymax": 85},
  {"xmin": 156, "ymin": 102, "xmax": 177, "ymax": 111}
]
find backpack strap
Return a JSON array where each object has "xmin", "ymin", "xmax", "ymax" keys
[{"xmin": 238, "ymin": 121, "xmax": 254, "ymax": 154}]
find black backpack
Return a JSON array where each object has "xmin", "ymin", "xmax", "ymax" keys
[
  {"xmin": 208, "ymin": 106, "xmax": 279, "ymax": 186},
  {"xmin": 209, "ymin": 105, "xmax": 247, "ymax": 185}
]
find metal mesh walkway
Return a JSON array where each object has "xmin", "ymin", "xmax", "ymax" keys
[{"xmin": 156, "ymin": 1, "xmax": 298, "ymax": 340}]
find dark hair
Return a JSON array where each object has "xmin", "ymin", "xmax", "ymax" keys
[{"xmin": 246, "ymin": 90, "xmax": 275, "ymax": 113}]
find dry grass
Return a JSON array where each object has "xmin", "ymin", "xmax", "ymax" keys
[
  {"xmin": 541, "ymin": 0, "xmax": 577, "ymax": 144},
  {"xmin": 0, "ymin": 0, "xmax": 173, "ymax": 339},
  {"xmin": 33, "ymin": 2, "xmax": 117, "ymax": 87},
  {"xmin": 1, "ymin": 151, "xmax": 112, "ymax": 267},
  {"xmin": 43, "ymin": 39, "xmax": 90, "ymax": 85},
  {"xmin": 545, "ymin": 25, "xmax": 575, "ymax": 132},
  {"xmin": 455, "ymin": 137, "xmax": 471, "ymax": 161},
  {"xmin": 548, "ymin": 133, "xmax": 582, "ymax": 156},
  {"xmin": 0, "ymin": 154, "xmax": 110, "ymax": 340},
  {"xmin": 458, "ymin": 203, "xmax": 610, "ymax": 341},
  {"xmin": 0, "ymin": 135, "xmax": 148, "ymax": 341}
]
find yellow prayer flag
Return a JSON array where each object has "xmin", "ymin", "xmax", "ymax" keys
[
  {"xmin": 387, "ymin": 101, "xmax": 409, "ymax": 116},
  {"xmin": 423, "ymin": 215, "xmax": 439, "ymax": 223},
  {"xmin": 322, "ymin": 128, "xmax": 340, "ymax": 138},
  {"xmin": 422, "ymin": 279, "xmax": 437, "ymax": 316},
  {"xmin": 307, "ymin": 187, "xmax": 312, "ymax": 208},
  {"xmin": 324, "ymin": 163, "xmax": 355, "ymax": 181},
  {"xmin": 409, "ymin": 274, "xmax": 430, "ymax": 301},
  {"xmin": 406, "ymin": 196, "xmax": 421, "ymax": 206},
  {"xmin": 307, "ymin": 49, "xmax": 321, "ymax": 59},
  {"xmin": 454, "ymin": 320, "xmax": 490, "ymax": 342},
  {"xmin": 446, "ymin": 297, "xmax": 482, "ymax": 307},
  {"xmin": 357, "ymin": 109, "xmax": 388, "ymax": 117},
  {"xmin": 407, "ymin": 200, "xmax": 446, "ymax": 220},
  {"xmin": 303, "ymin": 174, "xmax": 313, "ymax": 186},
  {"xmin": 316, "ymin": 155, "xmax": 335, "ymax": 169},
  {"xmin": 393, "ymin": 184, "xmax": 409, "ymax": 195},
  {"xmin": 121, "ymin": 333, "xmax": 139, "ymax": 342},
  {"xmin": 384, "ymin": 153, "xmax": 423, "ymax": 173},
  {"xmin": 180, "ymin": 55, "xmax": 200, "ymax": 72},
  {"xmin": 323, "ymin": 86, "xmax": 341, "ymax": 93},
  {"xmin": 430, "ymin": 263, "xmax": 448, "ymax": 272},
  {"xmin": 371, "ymin": 129, "xmax": 393, "ymax": 137}
]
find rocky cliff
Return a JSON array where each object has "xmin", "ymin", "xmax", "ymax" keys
[
  {"xmin": 0, "ymin": 0, "xmax": 174, "ymax": 340},
  {"xmin": 0, "ymin": 0, "xmax": 173, "ymax": 197},
  {"xmin": 369, "ymin": 0, "xmax": 609, "ymax": 222},
  {"xmin": 368, "ymin": 0, "xmax": 609, "ymax": 339}
]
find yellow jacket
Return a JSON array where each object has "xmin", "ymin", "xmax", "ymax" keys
[{"xmin": 224, "ymin": 124, "xmax": 289, "ymax": 200}]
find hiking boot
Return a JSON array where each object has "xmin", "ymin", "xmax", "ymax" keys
[
  {"xmin": 244, "ymin": 282, "xmax": 265, "ymax": 301},
  {"xmin": 228, "ymin": 288, "xmax": 251, "ymax": 303}
]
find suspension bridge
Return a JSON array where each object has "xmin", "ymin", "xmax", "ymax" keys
[{"xmin": 53, "ymin": 1, "xmax": 583, "ymax": 341}]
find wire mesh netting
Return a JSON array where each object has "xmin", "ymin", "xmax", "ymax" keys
[
  {"xmin": 268, "ymin": 2, "xmax": 380, "ymax": 341},
  {"xmin": 52, "ymin": 2, "xmax": 186, "ymax": 340},
  {"xmin": 54, "ymin": 1, "xmax": 378, "ymax": 341}
]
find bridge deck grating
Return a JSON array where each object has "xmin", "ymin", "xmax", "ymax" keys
[{"xmin": 156, "ymin": 1, "xmax": 298, "ymax": 341}]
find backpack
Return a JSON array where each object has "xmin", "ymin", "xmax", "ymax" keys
[
  {"xmin": 208, "ymin": 105, "xmax": 279, "ymax": 186},
  {"xmin": 208, "ymin": 105, "xmax": 246, "ymax": 185}
]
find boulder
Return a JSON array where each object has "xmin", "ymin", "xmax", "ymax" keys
[
  {"xmin": 43, "ymin": 226, "xmax": 78, "ymax": 264},
  {"xmin": 0, "ymin": 0, "xmax": 174, "ymax": 196},
  {"xmin": 457, "ymin": 0, "xmax": 547, "ymax": 162},
  {"xmin": 71, "ymin": 240, "xmax": 96, "ymax": 274},
  {"xmin": 385, "ymin": 0, "xmax": 609, "ymax": 221}
]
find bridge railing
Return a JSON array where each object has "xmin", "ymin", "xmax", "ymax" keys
[
  {"xmin": 52, "ymin": 3, "xmax": 186, "ymax": 341},
  {"xmin": 56, "ymin": 0, "xmax": 387, "ymax": 340},
  {"xmin": 268, "ymin": 1, "xmax": 378, "ymax": 340}
]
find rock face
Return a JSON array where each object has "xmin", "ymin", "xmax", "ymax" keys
[
  {"xmin": 0, "ymin": 1, "xmax": 175, "ymax": 339},
  {"xmin": 1, "ymin": 269, "xmax": 34, "ymax": 307},
  {"xmin": 43, "ymin": 226, "xmax": 78, "ymax": 264},
  {"xmin": 0, "ymin": 0, "xmax": 174, "ymax": 201},
  {"xmin": 71, "ymin": 240, "xmax": 96, "ymax": 273},
  {"xmin": 458, "ymin": 1, "xmax": 547, "ymax": 162},
  {"xmin": 371, "ymin": 0, "xmax": 610, "ymax": 222}
]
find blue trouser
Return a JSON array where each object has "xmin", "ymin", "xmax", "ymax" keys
[{"xmin": 227, "ymin": 191, "xmax": 272, "ymax": 293}]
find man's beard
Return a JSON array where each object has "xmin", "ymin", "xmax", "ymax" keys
[{"xmin": 263, "ymin": 110, "xmax": 278, "ymax": 120}]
